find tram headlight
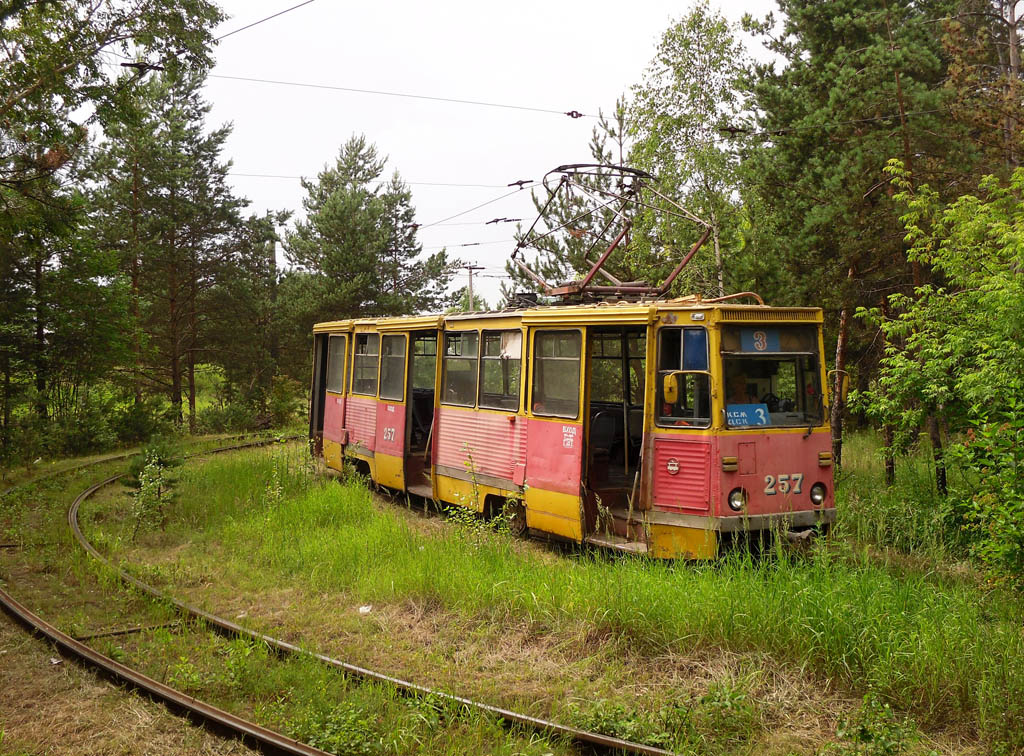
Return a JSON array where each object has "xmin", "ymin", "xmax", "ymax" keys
[
  {"xmin": 727, "ymin": 487, "xmax": 747, "ymax": 512},
  {"xmin": 810, "ymin": 483, "xmax": 827, "ymax": 506}
]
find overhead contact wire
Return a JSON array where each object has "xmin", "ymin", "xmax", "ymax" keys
[
  {"xmin": 210, "ymin": 74, "xmax": 594, "ymax": 118},
  {"xmin": 215, "ymin": 0, "xmax": 320, "ymax": 43}
]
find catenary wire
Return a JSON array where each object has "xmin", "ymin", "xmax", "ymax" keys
[
  {"xmin": 215, "ymin": 0, "xmax": 320, "ymax": 43},
  {"xmin": 228, "ymin": 172, "xmax": 508, "ymax": 188},
  {"xmin": 418, "ymin": 186, "xmax": 538, "ymax": 229},
  {"xmin": 208, "ymin": 74, "xmax": 596, "ymax": 118}
]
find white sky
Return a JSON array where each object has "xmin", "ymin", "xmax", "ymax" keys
[{"xmin": 206, "ymin": 0, "xmax": 778, "ymax": 307}]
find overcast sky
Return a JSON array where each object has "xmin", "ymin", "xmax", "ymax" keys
[{"xmin": 205, "ymin": 0, "xmax": 778, "ymax": 306}]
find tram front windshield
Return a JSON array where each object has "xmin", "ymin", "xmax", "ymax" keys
[{"xmin": 720, "ymin": 325, "xmax": 823, "ymax": 429}]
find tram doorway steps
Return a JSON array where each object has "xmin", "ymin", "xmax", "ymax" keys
[
  {"xmin": 406, "ymin": 482, "xmax": 433, "ymax": 500},
  {"xmin": 585, "ymin": 533, "xmax": 649, "ymax": 554}
]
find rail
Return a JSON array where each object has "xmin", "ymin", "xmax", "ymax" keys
[{"xmin": 2, "ymin": 438, "xmax": 678, "ymax": 756}]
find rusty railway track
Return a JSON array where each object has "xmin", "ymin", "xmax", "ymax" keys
[{"xmin": 2, "ymin": 439, "xmax": 677, "ymax": 756}]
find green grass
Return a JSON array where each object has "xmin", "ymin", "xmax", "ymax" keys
[
  {"xmin": 115, "ymin": 625, "xmax": 567, "ymax": 756},
  {"xmin": 127, "ymin": 442, "xmax": 1024, "ymax": 752},
  {"xmin": 835, "ymin": 432, "xmax": 973, "ymax": 559}
]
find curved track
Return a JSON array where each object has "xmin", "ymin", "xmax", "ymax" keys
[{"xmin": 4, "ymin": 440, "xmax": 677, "ymax": 756}]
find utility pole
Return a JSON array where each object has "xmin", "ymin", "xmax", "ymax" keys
[{"xmin": 464, "ymin": 264, "xmax": 484, "ymax": 313}]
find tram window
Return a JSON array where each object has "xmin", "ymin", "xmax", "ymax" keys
[
  {"xmin": 720, "ymin": 325, "xmax": 823, "ymax": 428},
  {"xmin": 352, "ymin": 333, "xmax": 380, "ymax": 396},
  {"xmin": 442, "ymin": 331, "xmax": 479, "ymax": 406},
  {"xmin": 656, "ymin": 327, "xmax": 710, "ymax": 428},
  {"xmin": 411, "ymin": 334, "xmax": 437, "ymax": 391},
  {"xmin": 532, "ymin": 330, "xmax": 581, "ymax": 419},
  {"xmin": 589, "ymin": 332, "xmax": 624, "ymax": 403},
  {"xmin": 627, "ymin": 332, "xmax": 646, "ymax": 404},
  {"xmin": 379, "ymin": 335, "xmax": 406, "ymax": 402},
  {"xmin": 326, "ymin": 335, "xmax": 346, "ymax": 393},
  {"xmin": 479, "ymin": 330, "xmax": 521, "ymax": 411}
]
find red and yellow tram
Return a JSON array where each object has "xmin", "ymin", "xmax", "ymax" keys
[{"xmin": 309, "ymin": 297, "xmax": 835, "ymax": 559}]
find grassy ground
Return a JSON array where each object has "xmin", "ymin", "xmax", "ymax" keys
[
  {"xmin": 74, "ymin": 438, "xmax": 1021, "ymax": 755},
  {"xmin": 4, "ymin": 433, "xmax": 1019, "ymax": 755}
]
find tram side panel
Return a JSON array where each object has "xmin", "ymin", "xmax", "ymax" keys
[
  {"xmin": 433, "ymin": 407, "xmax": 526, "ymax": 511},
  {"xmin": 322, "ymin": 392, "xmax": 346, "ymax": 470},
  {"xmin": 344, "ymin": 395, "xmax": 377, "ymax": 474}
]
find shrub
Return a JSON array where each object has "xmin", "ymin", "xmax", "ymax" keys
[
  {"xmin": 950, "ymin": 411, "xmax": 1024, "ymax": 583},
  {"xmin": 112, "ymin": 397, "xmax": 174, "ymax": 444}
]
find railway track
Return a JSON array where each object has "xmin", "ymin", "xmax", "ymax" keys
[{"xmin": 1, "ymin": 439, "xmax": 677, "ymax": 756}]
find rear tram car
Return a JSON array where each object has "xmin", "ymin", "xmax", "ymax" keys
[{"xmin": 309, "ymin": 299, "xmax": 835, "ymax": 559}]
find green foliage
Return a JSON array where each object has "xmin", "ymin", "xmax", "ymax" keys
[
  {"xmin": 629, "ymin": 1, "xmax": 748, "ymax": 296},
  {"xmin": 570, "ymin": 679, "xmax": 759, "ymax": 753},
  {"xmin": 130, "ymin": 450, "xmax": 176, "ymax": 539},
  {"xmin": 112, "ymin": 398, "xmax": 174, "ymax": 444},
  {"xmin": 835, "ymin": 433, "xmax": 967, "ymax": 557},
  {"xmin": 823, "ymin": 694, "xmax": 926, "ymax": 756},
  {"xmin": 858, "ymin": 164, "xmax": 1024, "ymax": 581},
  {"xmin": 168, "ymin": 655, "xmax": 203, "ymax": 693},
  {"xmin": 126, "ymin": 439, "xmax": 182, "ymax": 488},
  {"xmin": 446, "ymin": 285, "xmax": 488, "ymax": 313},
  {"xmin": 952, "ymin": 413, "xmax": 1024, "ymax": 582},
  {"xmin": 291, "ymin": 700, "xmax": 381, "ymax": 756},
  {"xmin": 285, "ymin": 135, "xmax": 456, "ymax": 322}
]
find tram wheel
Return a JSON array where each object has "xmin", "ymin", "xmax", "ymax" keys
[{"xmin": 504, "ymin": 500, "xmax": 527, "ymax": 538}]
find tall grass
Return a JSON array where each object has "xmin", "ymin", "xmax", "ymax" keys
[
  {"xmin": 836, "ymin": 432, "xmax": 974, "ymax": 559},
  {"xmin": 167, "ymin": 446, "xmax": 1024, "ymax": 749}
]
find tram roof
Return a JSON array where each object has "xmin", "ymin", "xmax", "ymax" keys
[{"xmin": 312, "ymin": 298, "xmax": 822, "ymax": 333}]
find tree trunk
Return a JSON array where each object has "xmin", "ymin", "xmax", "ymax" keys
[
  {"xmin": 883, "ymin": 424, "xmax": 896, "ymax": 487},
  {"xmin": 1005, "ymin": 0, "xmax": 1020, "ymax": 167},
  {"xmin": 712, "ymin": 219, "xmax": 724, "ymax": 298},
  {"xmin": 187, "ymin": 352, "xmax": 196, "ymax": 434},
  {"xmin": 168, "ymin": 245, "xmax": 182, "ymax": 426},
  {"xmin": 130, "ymin": 155, "xmax": 143, "ymax": 405},
  {"xmin": 831, "ymin": 300, "xmax": 850, "ymax": 471},
  {"xmin": 267, "ymin": 240, "xmax": 279, "ymax": 396},
  {"xmin": 927, "ymin": 415, "xmax": 947, "ymax": 496},
  {"xmin": 33, "ymin": 253, "xmax": 46, "ymax": 421},
  {"xmin": 186, "ymin": 252, "xmax": 197, "ymax": 434},
  {"xmin": 2, "ymin": 351, "xmax": 10, "ymax": 452}
]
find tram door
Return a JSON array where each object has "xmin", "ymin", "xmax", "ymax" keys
[
  {"xmin": 404, "ymin": 331, "xmax": 438, "ymax": 498},
  {"xmin": 309, "ymin": 333, "xmax": 329, "ymax": 456},
  {"xmin": 524, "ymin": 328, "xmax": 586, "ymax": 541},
  {"xmin": 583, "ymin": 327, "xmax": 647, "ymax": 538},
  {"xmin": 374, "ymin": 333, "xmax": 408, "ymax": 490}
]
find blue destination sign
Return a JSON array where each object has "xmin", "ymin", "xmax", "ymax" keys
[
  {"xmin": 740, "ymin": 328, "xmax": 780, "ymax": 352},
  {"xmin": 726, "ymin": 403, "xmax": 771, "ymax": 426}
]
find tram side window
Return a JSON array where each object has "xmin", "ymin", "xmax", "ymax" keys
[
  {"xmin": 326, "ymin": 334, "xmax": 346, "ymax": 393},
  {"xmin": 479, "ymin": 330, "xmax": 521, "ymax": 411},
  {"xmin": 442, "ymin": 331, "xmax": 479, "ymax": 406},
  {"xmin": 411, "ymin": 334, "xmax": 437, "ymax": 390},
  {"xmin": 352, "ymin": 333, "xmax": 380, "ymax": 396},
  {"xmin": 532, "ymin": 330, "xmax": 581, "ymax": 419},
  {"xmin": 656, "ymin": 327, "xmax": 711, "ymax": 428},
  {"xmin": 589, "ymin": 332, "xmax": 624, "ymax": 403},
  {"xmin": 379, "ymin": 335, "xmax": 406, "ymax": 402}
]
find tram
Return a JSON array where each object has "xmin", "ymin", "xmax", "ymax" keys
[{"xmin": 308, "ymin": 296, "xmax": 835, "ymax": 559}]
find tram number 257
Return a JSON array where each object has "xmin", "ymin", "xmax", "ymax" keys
[
  {"xmin": 382, "ymin": 427, "xmax": 396, "ymax": 442},
  {"xmin": 764, "ymin": 473, "xmax": 804, "ymax": 495}
]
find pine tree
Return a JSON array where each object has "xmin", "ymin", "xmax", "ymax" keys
[
  {"xmin": 284, "ymin": 135, "xmax": 455, "ymax": 323},
  {"xmin": 92, "ymin": 70, "xmax": 247, "ymax": 429}
]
